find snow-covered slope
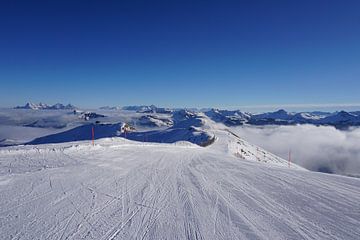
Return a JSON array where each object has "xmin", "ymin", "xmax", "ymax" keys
[
  {"xmin": 27, "ymin": 123, "xmax": 123, "ymax": 145},
  {"xmin": 25, "ymin": 111, "xmax": 214, "ymax": 147},
  {"xmin": 137, "ymin": 115, "xmax": 173, "ymax": 127},
  {"xmin": 0, "ymin": 133, "xmax": 359, "ymax": 239},
  {"xmin": 205, "ymin": 109, "xmax": 251, "ymax": 126},
  {"xmin": 125, "ymin": 127, "xmax": 214, "ymax": 147}
]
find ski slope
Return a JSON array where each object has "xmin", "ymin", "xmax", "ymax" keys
[{"xmin": 0, "ymin": 132, "xmax": 359, "ymax": 240}]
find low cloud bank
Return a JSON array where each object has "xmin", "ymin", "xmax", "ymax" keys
[{"xmin": 232, "ymin": 125, "xmax": 360, "ymax": 177}]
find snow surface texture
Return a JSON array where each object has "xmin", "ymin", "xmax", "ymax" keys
[{"xmin": 1, "ymin": 118, "xmax": 360, "ymax": 239}]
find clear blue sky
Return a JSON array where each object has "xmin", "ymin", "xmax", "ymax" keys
[{"xmin": 1, "ymin": 0, "xmax": 359, "ymax": 110}]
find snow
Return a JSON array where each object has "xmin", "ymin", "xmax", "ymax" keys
[
  {"xmin": 1, "ymin": 123, "xmax": 360, "ymax": 239},
  {"xmin": 121, "ymin": 105, "xmax": 173, "ymax": 113},
  {"xmin": 252, "ymin": 109, "xmax": 292, "ymax": 121},
  {"xmin": 137, "ymin": 115, "xmax": 173, "ymax": 127},
  {"xmin": 15, "ymin": 102, "xmax": 76, "ymax": 110},
  {"xmin": 205, "ymin": 108, "xmax": 360, "ymax": 128},
  {"xmin": 24, "ymin": 111, "xmax": 214, "ymax": 147},
  {"xmin": 27, "ymin": 123, "xmax": 123, "ymax": 145},
  {"xmin": 0, "ymin": 108, "xmax": 158, "ymax": 145},
  {"xmin": 0, "ymin": 108, "xmax": 359, "ymax": 239}
]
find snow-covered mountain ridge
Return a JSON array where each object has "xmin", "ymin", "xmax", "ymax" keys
[
  {"xmin": 15, "ymin": 102, "xmax": 76, "ymax": 110},
  {"xmin": 98, "ymin": 105, "xmax": 360, "ymax": 128},
  {"xmin": 12, "ymin": 103, "xmax": 360, "ymax": 128},
  {"xmin": 206, "ymin": 109, "xmax": 360, "ymax": 128}
]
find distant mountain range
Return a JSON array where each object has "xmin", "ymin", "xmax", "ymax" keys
[
  {"xmin": 122, "ymin": 105, "xmax": 174, "ymax": 114},
  {"xmin": 15, "ymin": 102, "xmax": 77, "ymax": 110},
  {"xmin": 118, "ymin": 106, "xmax": 360, "ymax": 128},
  {"xmin": 206, "ymin": 109, "xmax": 360, "ymax": 128},
  {"xmin": 13, "ymin": 103, "xmax": 360, "ymax": 128},
  {"xmin": 99, "ymin": 105, "xmax": 174, "ymax": 114}
]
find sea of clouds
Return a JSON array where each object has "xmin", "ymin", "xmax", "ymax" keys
[{"xmin": 232, "ymin": 125, "xmax": 360, "ymax": 177}]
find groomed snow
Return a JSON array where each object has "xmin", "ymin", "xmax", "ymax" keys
[{"xmin": 0, "ymin": 132, "xmax": 359, "ymax": 239}]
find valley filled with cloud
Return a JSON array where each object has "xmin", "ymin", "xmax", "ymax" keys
[{"xmin": 233, "ymin": 125, "xmax": 360, "ymax": 177}]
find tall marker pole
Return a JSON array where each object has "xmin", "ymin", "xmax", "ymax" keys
[{"xmin": 92, "ymin": 126, "xmax": 95, "ymax": 146}]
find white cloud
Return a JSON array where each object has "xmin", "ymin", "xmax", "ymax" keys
[{"xmin": 232, "ymin": 125, "xmax": 360, "ymax": 177}]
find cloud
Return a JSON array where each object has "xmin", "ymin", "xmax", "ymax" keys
[{"xmin": 232, "ymin": 125, "xmax": 360, "ymax": 177}]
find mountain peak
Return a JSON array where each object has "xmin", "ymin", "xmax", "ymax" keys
[
  {"xmin": 275, "ymin": 109, "xmax": 287, "ymax": 114},
  {"xmin": 15, "ymin": 102, "xmax": 76, "ymax": 110}
]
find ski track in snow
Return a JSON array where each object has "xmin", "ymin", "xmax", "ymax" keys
[{"xmin": 0, "ymin": 137, "xmax": 359, "ymax": 240}]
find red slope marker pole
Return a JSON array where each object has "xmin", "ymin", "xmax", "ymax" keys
[{"xmin": 92, "ymin": 126, "xmax": 95, "ymax": 146}]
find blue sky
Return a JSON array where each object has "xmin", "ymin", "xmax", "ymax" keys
[{"xmin": 0, "ymin": 0, "xmax": 359, "ymax": 110}]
